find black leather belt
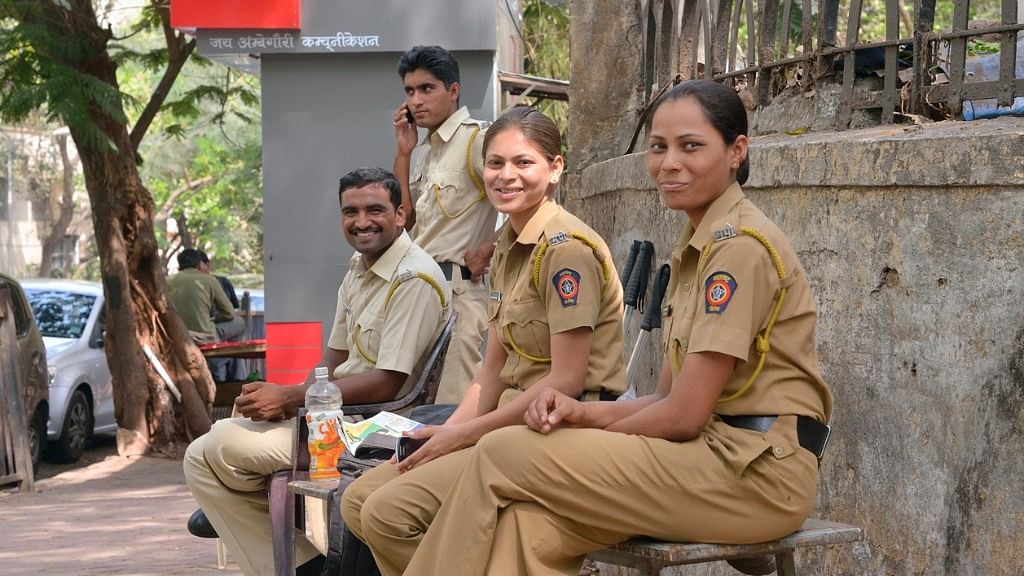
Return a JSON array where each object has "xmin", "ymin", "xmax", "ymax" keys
[
  {"xmin": 719, "ymin": 414, "xmax": 831, "ymax": 460},
  {"xmin": 577, "ymin": 390, "xmax": 619, "ymax": 402},
  {"xmin": 438, "ymin": 261, "xmax": 472, "ymax": 281}
]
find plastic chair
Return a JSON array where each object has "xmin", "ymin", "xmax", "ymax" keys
[{"xmin": 269, "ymin": 313, "xmax": 457, "ymax": 576}]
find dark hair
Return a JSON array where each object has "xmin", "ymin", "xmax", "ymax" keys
[
  {"xmin": 647, "ymin": 80, "xmax": 750, "ymax": 185},
  {"xmin": 483, "ymin": 106, "xmax": 562, "ymax": 162},
  {"xmin": 398, "ymin": 46, "xmax": 460, "ymax": 89},
  {"xmin": 177, "ymin": 248, "xmax": 206, "ymax": 270},
  {"xmin": 338, "ymin": 167, "xmax": 402, "ymax": 210}
]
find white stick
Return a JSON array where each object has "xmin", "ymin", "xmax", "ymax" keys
[{"xmin": 142, "ymin": 344, "xmax": 182, "ymax": 402}]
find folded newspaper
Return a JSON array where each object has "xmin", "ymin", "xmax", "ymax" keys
[{"xmin": 341, "ymin": 411, "xmax": 422, "ymax": 458}]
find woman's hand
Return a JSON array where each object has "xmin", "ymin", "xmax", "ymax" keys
[
  {"xmin": 525, "ymin": 388, "xmax": 588, "ymax": 433},
  {"xmin": 394, "ymin": 423, "xmax": 475, "ymax": 473}
]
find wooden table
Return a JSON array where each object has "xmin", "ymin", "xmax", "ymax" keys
[{"xmin": 198, "ymin": 339, "xmax": 267, "ymax": 359}]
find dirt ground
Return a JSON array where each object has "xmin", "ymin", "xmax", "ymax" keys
[{"xmin": 0, "ymin": 434, "xmax": 243, "ymax": 576}]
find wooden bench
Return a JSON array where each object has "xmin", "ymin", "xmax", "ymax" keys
[
  {"xmin": 288, "ymin": 478, "xmax": 861, "ymax": 576},
  {"xmin": 586, "ymin": 518, "xmax": 863, "ymax": 575}
]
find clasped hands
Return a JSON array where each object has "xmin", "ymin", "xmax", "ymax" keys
[{"xmin": 234, "ymin": 381, "xmax": 301, "ymax": 422}]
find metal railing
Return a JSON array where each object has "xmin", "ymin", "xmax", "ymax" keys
[{"xmin": 640, "ymin": 0, "xmax": 1023, "ymax": 129}]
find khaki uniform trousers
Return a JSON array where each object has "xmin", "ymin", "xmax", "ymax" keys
[
  {"xmin": 340, "ymin": 447, "xmax": 474, "ymax": 576},
  {"xmin": 436, "ymin": 274, "xmax": 487, "ymax": 404},
  {"xmin": 183, "ymin": 417, "xmax": 322, "ymax": 576},
  {"xmin": 401, "ymin": 422, "xmax": 818, "ymax": 576}
]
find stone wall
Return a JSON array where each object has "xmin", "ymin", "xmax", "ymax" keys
[{"xmin": 566, "ymin": 119, "xmax": 1024, "ymax": 575}]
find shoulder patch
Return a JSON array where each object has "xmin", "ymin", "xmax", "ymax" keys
[
  {"xmin": 548, "ymin": 231, "xmax": 570, "ymax": 246},
  {"xmin": 552, "ymin": 268, "xmax": 581, "ymax": 307},
  {"xmin": 396, "ymin": 270, "xmax": 416, "ymax": 283},
  {"xmin": 704, "ymin": 271, "xmax": 737, "ymax": 314},
  {"xmin": 714, "ymin": 224, "xmax": 736, "ymax": 242}
]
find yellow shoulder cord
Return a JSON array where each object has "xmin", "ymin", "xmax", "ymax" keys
[
  {"xmin": 502, "ymin": 233, "xmax": 612, "ymax": 364},
  {"xmin": 671, "ymin": 227, "xmax": 788, "ymax": 405},
  {"xmin": 353, "ymin": 272, "xmax": 448, "ymax": 365},
  {"xmin": 434, "ymin": 126, "xmax": 486, "ymax": 220},
  {"xmin": 531, "ymin": 234, "xmax": 611, "ymax": 295}
]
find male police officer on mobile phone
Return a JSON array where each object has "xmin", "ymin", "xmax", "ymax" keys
[{"xmin": 392, "ymin": 45, "xmax": 498, "ymax": 404}]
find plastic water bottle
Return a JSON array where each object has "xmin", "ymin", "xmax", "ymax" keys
[
  {"xmin": 305, "ymin": 366, "xmax": 342, "ymax": 412},
  {"xmin": 305, "ymin": 366, "xmax": 344, "ymax": 481}
]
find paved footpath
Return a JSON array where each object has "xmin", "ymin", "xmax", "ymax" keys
[{"xmin": 0, "ymin": 435, "xmax": 243, "ymax": 576}]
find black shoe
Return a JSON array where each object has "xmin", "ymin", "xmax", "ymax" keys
[
  {"xmin": 296, "ymin": 554, "xmax": 326, "ymax": 576},
  {"xmin": 727, "ymin": 555, "xmax": 777, "ymax": 575},
  {"xmin": 187, "ymin": 508, "xmax": 218, "ymax": 539}
]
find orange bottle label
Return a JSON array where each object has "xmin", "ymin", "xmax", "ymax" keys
[{"xmin": 307, "ymin": 411, "xmax": 344, "ymax": 481}]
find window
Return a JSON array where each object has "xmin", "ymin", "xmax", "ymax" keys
[{"xmin": 24, "ymin": 289, "xmax": 96, "ymax": 339}]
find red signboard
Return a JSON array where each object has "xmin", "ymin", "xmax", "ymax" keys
[{"xmin": 171, "ymin": 0, "xmax": 301, "ymax": 30}]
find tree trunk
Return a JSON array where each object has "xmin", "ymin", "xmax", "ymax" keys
[
  {"xmin": 38, "ymin": 134, "xmax": 76, "ymax": 278},
  {"xmin": 24, "ymin": 0, "xmax": 216, "ymax": 456}
]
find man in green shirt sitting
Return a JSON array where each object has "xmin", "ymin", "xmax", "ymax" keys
[{"xmin": 168, "ymin": 248, "xmax": 246, "ymax": 369}]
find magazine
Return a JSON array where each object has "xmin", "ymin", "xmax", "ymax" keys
[{"xmin": 341, "ymin": 411, "xmax": 423, "ymax": 458}]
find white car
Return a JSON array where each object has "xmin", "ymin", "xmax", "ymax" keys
[{"xmin": 22, "ymin": 279, "xmax": 115, "ymax": 463}]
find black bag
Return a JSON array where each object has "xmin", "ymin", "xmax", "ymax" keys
[{"xmin": 326, "ymin": 404, "xmax": 458, "ymax": 575}]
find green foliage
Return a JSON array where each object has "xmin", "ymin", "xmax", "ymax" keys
[
  {"xmin": 147, "ymin": 132, "xmax": 264, "ymax": 276},
  {"xmin": 2, "ymin": 0, "xmax": 265, "ymax": 278},
  {"xmin": 0, "ymin": 3, "xmax": 125, "ymax": 152},
  {"xmin": 520, "ymin": 0, "xmax": 569, "ymax": 154}
]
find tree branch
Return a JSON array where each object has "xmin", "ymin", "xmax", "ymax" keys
[
  {"xmin": 154, "ymin": 174, "xmax": 214, "ymax": 221},
  {"xmin": 129, "ymin": 1, "xmax": 195, "ymax": 153}
]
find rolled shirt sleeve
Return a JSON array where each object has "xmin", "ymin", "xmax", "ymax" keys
[
  {"xmin": 539, "ymin": 240, "xmax": 604, "ymax": 335},
  {"xmin": 687, "ymin": 236, "xmax": 779, "ymax": 362}
]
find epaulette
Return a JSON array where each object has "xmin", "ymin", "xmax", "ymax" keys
[
  {"xmin": 384, "ymin": 269, "xmax": 448, "ymax": 311},
  {"xmin": 532, "ymin": 231, "xmax": 610, "ymax": 294}
]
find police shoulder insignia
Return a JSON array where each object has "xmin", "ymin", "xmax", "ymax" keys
[
  {"xmin": 704, "ymin": 271, "xmax": 738, "ymax": 314},
  {"xmin": 396, "ymin": 270, "xmax": 416, "ymax": 283},
  {"xmin": 714, "ymin": 223, "xmax": 736, "ymax": 242},
  {"xmin": 549, "ymin": 231, "xmax": 570, "ymax": 246},
  {"xmin": 552, "ymin": 268, "xmax": 581, "ymax": 307}
]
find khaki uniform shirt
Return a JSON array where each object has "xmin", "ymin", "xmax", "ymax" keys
[
  {"xmin": 410, "ymin": 106, "xmax": 498, "ymax": 265},
  {"xmin": 663, "ymin": 183, "xmax": 833, "ymax": 424},
  {"xmin": 168, "ymin": 268, "xmax": 235, "ymax": 338},
  {"xmin": 488, "ymin": 200, "xmax": 626, "ymax": 405},
  {"xmin": 328, "ymin": 231, "xmax": 450, "ymax": 397}
]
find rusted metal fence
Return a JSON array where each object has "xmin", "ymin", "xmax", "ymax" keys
[{"xmin": 641, "ymin": 0, "xmax": 1023, "ymax": 128}]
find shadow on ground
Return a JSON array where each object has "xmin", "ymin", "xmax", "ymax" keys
[{"xmin": 0, "ymin": 434, "xmax": 241, "ymax": 576}]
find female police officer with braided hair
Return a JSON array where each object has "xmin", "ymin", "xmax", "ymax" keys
[
  {"xmin": 401, "ymin": 80, "xmax": 834, "ymax": 576},
  {"xmin": 340, "ymin": 105, "xmax": 626, "ymax": 576}
]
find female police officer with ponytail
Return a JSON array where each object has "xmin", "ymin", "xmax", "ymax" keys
[
  {"xmin": 340, "ymin": 105, "xmax": 625, "ymax": 576},
  {"xmin": 401, "ymin": 79, "xmax": 834, "ymax": 576}
]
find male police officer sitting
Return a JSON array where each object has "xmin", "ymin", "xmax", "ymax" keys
[{"xmin": 183, "ymin": 168, "xmax": 449, "ymax": 576}]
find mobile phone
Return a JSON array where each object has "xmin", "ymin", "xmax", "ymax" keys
[
  {"xmin": 405, "ymin": 107, "xmax": 415, "ymax": 125},
  {"xmin": 395, "ymin": 435, "xmax": 426, "ymax": 463}
]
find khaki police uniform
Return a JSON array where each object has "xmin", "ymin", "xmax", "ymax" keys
[
  {"xmin": 410, "ymin": 106, "xmax": 498, "ymax": 403},
  {"xmin": 339, "ymin": 199, "xmax": 625, "ymax": 576},
  {"xmin": 401, "ymin": 183, "xmax": 834, "ymax": 576},
  {"xmin": 183, "ymin": 231, "xmax": 448, "ymax": 576}
]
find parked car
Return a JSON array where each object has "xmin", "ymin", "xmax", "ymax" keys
[
  {"xmin": 0, "ymin": 273, "xmax": 48, "ymax": 474},
  {"xmin": 22, "ymin": 279, "xmax": 115, "ymax": 463}
]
